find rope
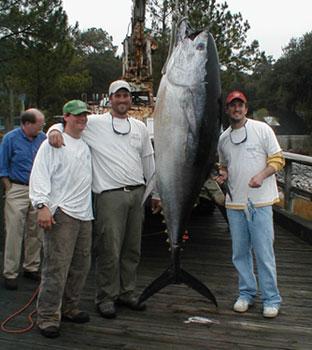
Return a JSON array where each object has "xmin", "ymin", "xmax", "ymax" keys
[{"xmin": 1, "ymin": 285, "xmax": 40, "ymax": 333}]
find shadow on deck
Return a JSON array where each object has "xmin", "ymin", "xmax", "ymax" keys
[{"xmin": 1, "ymin": 206, "xmax": 312, "ymax": 350}]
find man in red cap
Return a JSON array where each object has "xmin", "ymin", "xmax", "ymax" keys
[{"xmin": 215, "ymin": 91, "xmax": 284, "ymax": 318}]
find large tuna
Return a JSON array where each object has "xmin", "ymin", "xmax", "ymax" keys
[{"xmin": 139, "ymin": 18, "xmax": 222, "ymax": 306}]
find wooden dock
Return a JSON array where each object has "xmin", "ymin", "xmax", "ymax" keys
[{"xmin": 1, "ymin": 206, "xmax": 312, "ymax": 349}]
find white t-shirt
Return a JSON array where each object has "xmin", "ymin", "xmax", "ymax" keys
[
  {"xmin": 49, "ymin": 113, "xmax": 155, "ymax": 194},
  {"xmin": 218, "ymin": 119, "xmax": 282, "ymax": 208},
  {"xmin": 29, "ymin": 133, "xmax": 93, "ymax": 220}
]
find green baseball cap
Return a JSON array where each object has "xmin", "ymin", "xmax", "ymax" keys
[{"xmin": 63, "ymin": 100, "xmax": 90, "ymax": 115}]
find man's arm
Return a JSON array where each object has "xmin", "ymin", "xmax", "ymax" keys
[
  {"xmin": 29, "ymin": 142, "xmax": 55, "ymax": 230},
  {"xmin": 248, "ymin": 165, "xmax": 276, "ymax": 188},
  {"xmin": 249, "ymin": 151, "xmax": 285, "ymax": 188},
  {"xmin": 1, "ymin": 177, "xmax": 12, "ymax": 193},
  {"xmin": 0, "ymin": 135, "xmax": 12, "ymax": 189},
  {"xmin": 142, "ymin": 154, "xmax": 161, "ymax": 214},
  {"xmin": 47, "ymin": 123, "xmax": 65, "ymax": 148}
]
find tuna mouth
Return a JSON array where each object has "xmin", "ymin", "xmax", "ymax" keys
[{"xmin": 187, "ymin": 29, "xmax": 205, "ymax": 40}]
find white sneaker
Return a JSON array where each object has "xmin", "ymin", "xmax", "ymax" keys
[
  {"xmin": 233, "ymin": 298, "xmax": 251, "ymax": 313},
  {"xmin": 263, "ymin": 306, "xmax": 279, "ymax": 318}
]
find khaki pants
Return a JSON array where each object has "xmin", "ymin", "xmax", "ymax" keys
[
  {"xmin": 93, "ymin": 186, "xmax": 144, "ymax": 305},
  {"xmin": 37, "ymin": 208, "xmax": 92, "ymax": 329},
  {"xmin": 3, "ymin": 183, "xmax": 42, "ymax": 279}
]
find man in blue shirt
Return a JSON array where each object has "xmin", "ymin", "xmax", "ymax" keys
[{"xmin": 0, "ymin": 108, "xmax": 46, "ymax": 290}]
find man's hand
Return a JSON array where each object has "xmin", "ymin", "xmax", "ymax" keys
[
  {"xmin": 2, "ymin": 177, "xmax": 12, "ymax": 193},
  {"xmin": 49, "ymin": 130, "xmax": 65, "ymax": 148},
  {"xmin": 37, "ymin": 207, "xmax": 56, "ymax": 230},
  {"xmin": 151, "ymin": 198, "xmax": 161, "ymax": 214},
  {"xmin": 213, "ymin": 168, "xmax": 228, "ymax": 186},
  {"xmin": 249, "ymin": 165, "xmax": 276, "ymax": 188},
  {"xmin": 249, "ymin": 174, "xmax": 265, "ymax": 188}
]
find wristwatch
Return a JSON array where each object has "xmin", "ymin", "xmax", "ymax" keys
[{"xmin": 37, "ymin": 203, "xmax": 45, "ymax": 210}]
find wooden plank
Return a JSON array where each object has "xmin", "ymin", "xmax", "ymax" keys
[{"xmin": 1, "ymin": 208, "xmax": 312, "ymax": 349}]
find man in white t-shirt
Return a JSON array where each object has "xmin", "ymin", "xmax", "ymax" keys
[
  {"xmin": 215, "ymin": 91, "xmax": 285, "ymax": 319},
  {"xmin": 30, "ymin": 100, "xmax": 93, "ymax": 338},
  {"xmin": 48, "ymin": 80, "xmax": 161, "ymax": 319}
]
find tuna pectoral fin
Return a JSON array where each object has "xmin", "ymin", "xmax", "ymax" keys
[
  {"xmin": 183, "ymin": 89, "xmax": 198, "ymax": 139},
  {"xmin": 139, "ymin": 265, "xmax": 218, "ymax": 307},
  {"xmin": 141, "ymin": 172, "xmax": 156, "ymax": 206}
]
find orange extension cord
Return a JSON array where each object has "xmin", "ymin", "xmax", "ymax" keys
[{"xmin": 1, "ymin": 285, "xmax": 40, "ymax": 333}]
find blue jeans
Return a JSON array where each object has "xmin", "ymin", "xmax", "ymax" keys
[{"xmin": 226, "ymin": 206, "xmax": 282, "ymax": 307}]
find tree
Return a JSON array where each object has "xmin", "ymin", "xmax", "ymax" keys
[
  {"xmin": 75, "ymin": 27, "xmax": 116, "ymax": 56},
  {"xmin": 0, "ymin": 0, "xmax": 33, "ymax": 128},
  {"xmin": 0, "ymin": 0, "xmax": 91, "ymax": 127},
  {"xmin": 271, "ymin": 32, "xmax": 312, "ymax": 129},
  {"xmin": 240, "ymin": 31, "xmax": 312, "ymax": 132},
  {"xmin": 74, "ymin": 28, "xmax": 122, "ymax": 100},
  {"xmin": 146, "ymin": 0, "xmax": 270, "ymax": 92}
]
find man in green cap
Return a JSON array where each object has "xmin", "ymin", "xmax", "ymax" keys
[{"xmin": 29, "ymin": 100, "xmax": 93, "ymax": 338}]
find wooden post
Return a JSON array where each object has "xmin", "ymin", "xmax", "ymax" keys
[{"xmin": 284, "ymin": 158, "xmax": 293, "ymax": 211}]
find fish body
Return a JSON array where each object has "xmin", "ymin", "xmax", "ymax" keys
[{"xmin": 139, "ymin": 18, "xmax": 221, "ymax": 306}]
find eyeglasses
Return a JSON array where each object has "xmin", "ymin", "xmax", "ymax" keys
[
  {"xmin": 112, "ymin": 117, "xmax": 131, "ymax": 135},
  {"xmin": 230, "ymin": 124, "xmax": 247, "ymax": 145},
  {"xmin": 33, "ymin": 122, "xmax": 46, "ymax": 128}
]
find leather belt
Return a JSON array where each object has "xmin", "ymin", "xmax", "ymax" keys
[
  {"xmin": 104, "ymin": 185, "xmax": 143, "ymax": 193},
  {"xmin": 10, "ymin": 179, "xmax": 29, "ymax": 186}
]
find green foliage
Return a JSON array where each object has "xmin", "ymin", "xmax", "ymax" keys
[
  {"xmin": 146, "ymin": 0, "xmax": 270, "ymax": 92},
  {"xmin": 74, "ymin": 27, "xmax": 117, "ymax": 56},
  {"xmin": 272, "ymin": 32, "xmax": 312, "ymax": 129},
  {"xmin": 235, "ymin": 31, "xmax": 312, "ymax": 133},
  {"xmin": 253, "ymin": 108, "xmax": 269, "ymax": 121},
  {"xmin": 73, "ymin": 28, "xmax": 122, "ymax": 100},
  {"xmin": 0, "ymin": 0, "xmax": 123, "ymax": 124},
  {"xmin": 1, "ymin": 0, "xmax": 310, "ymax": 135},
  {"xmin": 0, "ymin": 0, "xmax": 91, "ymax": 122}
]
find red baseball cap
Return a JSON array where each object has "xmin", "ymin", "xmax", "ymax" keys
[{"xmin": 226, "ymin": 91, "xmax": 247, "ymax": 104}]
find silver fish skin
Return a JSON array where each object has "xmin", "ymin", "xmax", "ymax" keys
[
  {"xmin": 139, "ymin": 18, "xmax": 221, "ymax": 306},
  {"xmin": 154, "ymin": 20, "xmax": 221, "ymax": 248}
]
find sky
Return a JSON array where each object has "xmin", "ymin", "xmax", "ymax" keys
[{"xmin": 62, "ymin": 0, "xmax": 311, "ymax": 60}]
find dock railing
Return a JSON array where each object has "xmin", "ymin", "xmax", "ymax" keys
[{"xmin": 278, "ymin": 151, "xmax": 312, "ymax": 212}]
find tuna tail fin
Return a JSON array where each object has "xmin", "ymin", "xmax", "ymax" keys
[
  {"xmin": 179, "ymin": 268, "xmax": 218, "ymax": 307},
  {"xmin": 138, "ymin": 264, "xmax": 218, "ymax": 307}
]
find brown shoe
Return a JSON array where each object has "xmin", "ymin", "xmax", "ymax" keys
[
  {"xmin": 39, "ymin": 326, "xmax": 60, "ymax": 338},
  {"xmin": 4, "ymin": 278, "xmax": 18, "ymax": 290},
  {"xmin": 23, "ymin": 270, "xmax": 41, "ymax": 281},
  {"xmin": 97, "ymin": 301, "xmax": 116, "ymax": 318}
]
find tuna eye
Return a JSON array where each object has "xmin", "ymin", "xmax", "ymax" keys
[{"xmin": 196, "ymin": 43, "xmax": 205, "ymax": 50}]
